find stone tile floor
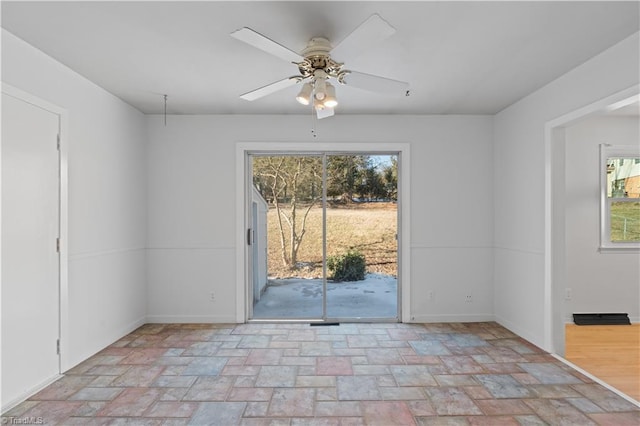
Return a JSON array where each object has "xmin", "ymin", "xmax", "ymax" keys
[{"xmin": 2, "ymin": 322, "xmax": 639, "ymax": 425}]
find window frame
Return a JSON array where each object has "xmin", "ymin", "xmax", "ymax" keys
[{"xmin": 599, "ymin": 144, "xmax": 640, "ymax": 251}]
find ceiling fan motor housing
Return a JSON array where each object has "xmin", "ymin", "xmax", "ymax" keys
[
  {"xmin": 302, "ymin": 37, "xmax": 332, "ymax": 57},
  {"xmin": 297, "ymin": 37, "xmax": 346, "ymax": 82}
]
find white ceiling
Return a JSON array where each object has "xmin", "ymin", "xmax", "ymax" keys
[{"xmin": 2, "ymin": 1, "xmax": 638, "ymax": 116}]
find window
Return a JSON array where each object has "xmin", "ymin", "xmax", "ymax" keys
[{"xmin": 600, "ymin": 144, "xmax": 640, "ymax": 250}]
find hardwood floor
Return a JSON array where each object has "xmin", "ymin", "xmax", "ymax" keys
[{"xmin": 565, "ymin": 323, "xmax": 640, "ymax": 402}]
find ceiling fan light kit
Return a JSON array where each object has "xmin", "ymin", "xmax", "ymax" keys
[
  {"xmin": 295, "ymin": 82, "xmax": 313, "ymax": 106},
  {"xmin": 323, "ymin": 83, "xmax": 338, "ymax": 108},
  {"xmin": 231, "ymin": 13, "xmax": 409, "ymax": 120}
]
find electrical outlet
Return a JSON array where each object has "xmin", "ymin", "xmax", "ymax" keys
[
  {"xmin": 565, "ymin": 288, "xmax": 572, "ymax": 300},
  {"xmin": 210, "ymin": 292, "xmax": 216, "ymax": 302},
  {"xmin": 465, "ymin": 293, "xmax": 473, "ymax": 303},
  {"xmin": 427, "ymin": 291, "xmax": 434, "ymax": 301}
]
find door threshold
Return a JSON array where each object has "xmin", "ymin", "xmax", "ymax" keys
[{"xmin": 248, "ymin": 318, "xmax": 318, "ymax": 324}]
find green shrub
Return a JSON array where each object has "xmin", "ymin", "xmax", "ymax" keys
[{"xmin": 327, "ymin": 250, "xmax": 366, "ymax": 282}]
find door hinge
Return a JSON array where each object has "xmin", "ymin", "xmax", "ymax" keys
[
  {"xmin": 56, "ymin": 238, "xmax": 60, "ymax": 252},
  {"xmin": 56, "ymin": 134, "xmax": 61, "ymax": 150},
  {"xmin": 56, "ymin": 339, "xmax": 60, "ymax": 355},
  {"xmin": 247, "ymin": 228, "xmax": 252, "ymax": 245}
]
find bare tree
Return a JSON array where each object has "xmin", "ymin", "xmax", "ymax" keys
[{"xmin": 253, "ymin": 156, "xmax": 322, "ymax": 269}]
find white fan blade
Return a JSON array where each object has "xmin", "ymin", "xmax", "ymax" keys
[
  {"xmin": 342, "ymin": 71, "xmax": 409, "ymax": 96},
  {"xmin": 316, "ymin": 106, "xmax": 335, "ymax": 120},
  {"xmin": 231, "ymin": 27, "xmax": 303, "ymax": 63},
  {"xmin": 330, "ymin": 14, "xmax": 396, "ymax": 61},
  {"xmin": 240, "ymin": 78, "xmax": 299, "ymax": 101}
]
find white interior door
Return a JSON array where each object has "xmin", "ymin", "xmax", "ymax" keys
[{"xmin": 2, "ymin": 92, "xmax": 61, "ymax": 407}]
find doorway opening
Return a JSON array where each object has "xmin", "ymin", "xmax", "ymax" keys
[
  {"xmin": 247, "ymin": 152, "xmax": 400, "ymax": 322},
  {"xmin": 545, "ymin": 87, "xmax": 639, "ymax": 356},
  {"xmin": 545, "ymin": 86, "xmax": 639, "ymax": 403}
]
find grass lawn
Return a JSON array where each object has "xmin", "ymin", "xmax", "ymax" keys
[
  {"xmin": 611, "ymin": 201, "xmax": 640, "ymax": 242},
  {"xmin": 267, "ymin": 202, "xmax": 397, "ymax": 279}
]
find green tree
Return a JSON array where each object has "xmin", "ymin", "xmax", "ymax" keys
[
  {"xmin": 326, "ymin": 155, "xmax": 369, "ymax": 203},
  {"xmin": 382, "ymin": 156, "xmax": 398, "ymax": 201},
  {"xmin": 359, "ymin": 165, "xmax": 387, "ymax": 200}
]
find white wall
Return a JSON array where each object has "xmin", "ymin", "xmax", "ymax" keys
[
  {"xmin": 4, "ymin": 23, "xmax": 636, "ymax": 400},
  {"xmin": 146, "ymin": 114, "xmax": 494, "ymax": 323},
  {"xmin": 1, "ymin": 30, "xmax": 148, "ymax": 371},
  {"xmin": 564, "ymin": 116, "xmax": 640, "ymax": 322},
  {"xmin": 494, "ymin": 32, "xmax": 639, "ymax": 349},
  {"xmin": 251, "ymin": 187, "xmax": 269, "ymax": 302}
]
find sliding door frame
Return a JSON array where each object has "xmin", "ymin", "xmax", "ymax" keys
[
  {"xmin": 247, "ymin": 151, "xmax": 326, "ymax": 322},
  {"xmin": 235, "ymin": 142, "xmax": 411, "ymax": 323}
]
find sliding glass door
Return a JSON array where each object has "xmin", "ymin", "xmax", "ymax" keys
[
  {"xmin": 248, "ymin": 152, "xmax": 398, "ymax": 322},
  {"xmin": 250, "ymin": 154, "xmax": 324, "ymax": 319},
  {"xmin": 325, "ymin": 154, "xmax": 398, "ymax": 319}
]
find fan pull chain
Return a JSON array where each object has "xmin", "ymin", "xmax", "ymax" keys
[
  {"xmin": 163, "ymin": 94, "xmax": 168, "ymax": 126},
  {"xmin": 310, "ymin": 97, "xmax": 318, "ymax": 138}
]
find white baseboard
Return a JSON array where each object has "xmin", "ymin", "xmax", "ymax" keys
[
  {"xmin": 145, "ymin": 315, "xmax": 238, "ymax": 324},
  {"xmin": 553, "ymin": 354, "xmax": 640, "ymax": 407},
  {"xmin": 1, "ymin": 374, "xmax": 62, "ymax": 414},
  {"xmin": 493, "ymin": 314, "xmax": 542, "ymax": 349},
  {"xmin": 4, "ymin": 315, "xmax": 147, "ymax": 413},
  {"xmin": 119, "ymin": 316, "xmax": 147, "ymax": 337},
  {"xmin": 62, "ymin": 315, "xmax": 146, "ymax": 373},
  {"xmin": 407, "ymin": 314, "xmax": 495, "ymax": 323}
]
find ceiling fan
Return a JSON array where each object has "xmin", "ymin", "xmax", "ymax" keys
[{"xmin": 230, "ymin": 14, "xmax": 409, "ymax": 119}]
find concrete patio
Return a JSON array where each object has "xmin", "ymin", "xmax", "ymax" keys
[{"xmin": 252, "ymin": 273, "xmax": 398, "ymax": 320}]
